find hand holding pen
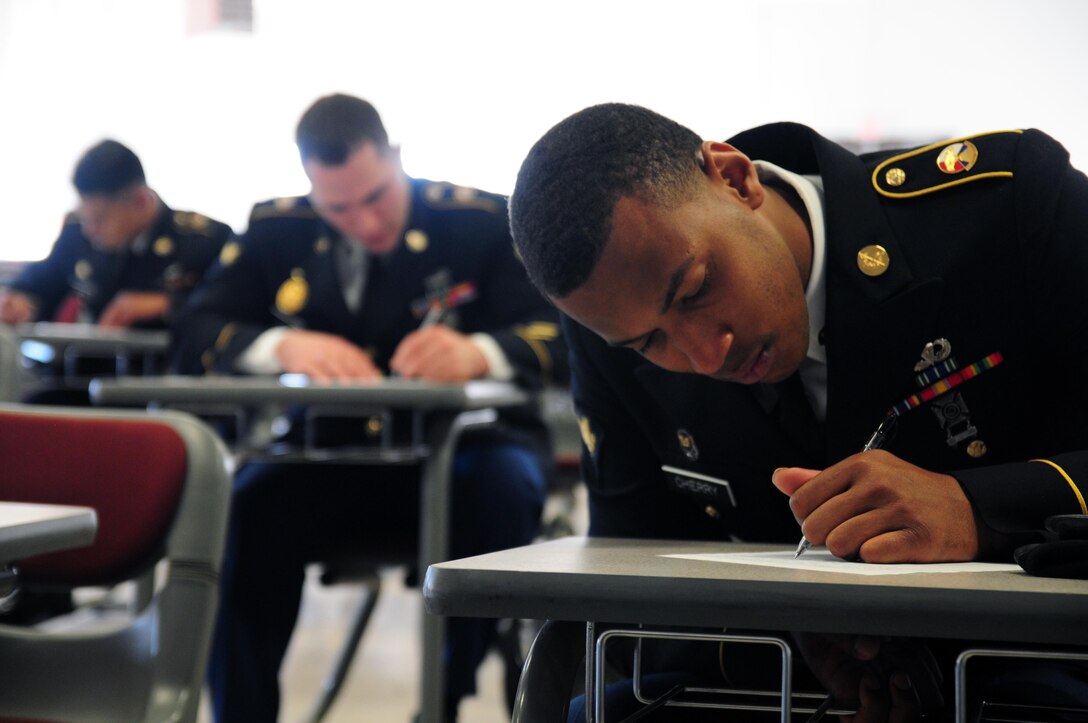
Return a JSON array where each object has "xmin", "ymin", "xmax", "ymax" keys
[
  {"xmin": 390, "ymin": 323, "xmax": 489, "ymax": 380},
  {"xmin": 792, "ymin": 413, "xmax": 898, "ymax": 558},
  {"xmin": 774, "ymin": 412, "xmax": 980, "ymax": 563}
]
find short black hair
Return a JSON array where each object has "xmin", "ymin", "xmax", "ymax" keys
[
  {"xmin": 72, "ymin": 140, "xmax": 146, "ymax": 196},
  {"xmin": 509, "ymin": 103, "xmax": 704, "ymax": 298},
  {"xmin": 296, "ymin": 93, "xmax": 390, "ymax": 165}
]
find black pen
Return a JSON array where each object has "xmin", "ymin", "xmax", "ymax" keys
[{"xmin": 793, "ymin": 412, "xmax": 898, "ymax": 558}]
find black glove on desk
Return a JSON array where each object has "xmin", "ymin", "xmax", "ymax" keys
[{"xmin": 1014, "ymin": 514, "xmax": 1088, "ymax": 580}]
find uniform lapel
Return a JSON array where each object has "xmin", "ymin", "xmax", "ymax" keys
[
  {"xmin": 816, "ymin": 136, "xmax": 945, "ymax": 461},
  {"xmin": 298, "ymin": 236, "xmax": 354, "ymax": 333}
]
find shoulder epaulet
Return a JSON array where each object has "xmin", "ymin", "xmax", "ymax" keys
[
  {"xmin": 872, "ymin": 130, "xmax": 1023, "ymax": 199},
  {"xmin": 248, "ymin": 196, "xmax": 318, "ymax": 224},
  {"xmin": 172, "ymin": 210, "xmax": 215, "ymax": 235},
  {"xmin": 420, "ymin": 182, "xmax": 501, "ymax": 214}
]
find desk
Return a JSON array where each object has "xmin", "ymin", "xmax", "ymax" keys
[
  {"xmin": 16, "ymin": 322, "xmax": 169, "ymax": 383},
  {"xmin": 0, "ymin": 501, "xmax": 98, "ymax": 597},
  {"xmin": 91, "ymin": 374, "xmax": 529, "ymax": 723},
  {"xmin": 424, "ymin": 536, "xmax": 1088, "ymax": 721}
]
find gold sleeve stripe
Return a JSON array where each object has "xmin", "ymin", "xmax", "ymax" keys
[
  {"xmin": 871, "ymin": 129, "xmax": 1022, "ymax": 200},
  {"xmin": 515, "ymin": 322, "xmax": 559, "ymax": 341},
  {"xmin": 514, "ymin": 332, "xmax": 552, "ymax": 384},
  {"xmin": 1030, "ymin": 458, "xmax": 1088, "ymax": 515}
]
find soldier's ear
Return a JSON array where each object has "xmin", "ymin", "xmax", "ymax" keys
[
  {"xmin": 700, "ymin": 140, "xmax": 764, "ymax": 210},
  {"xmin": 130, "ymin": 185, "xmax": 155, "ymax": 211},
  {"xmin": 385, "ymin": 145, "xmax": 403, "ymax": 168}
]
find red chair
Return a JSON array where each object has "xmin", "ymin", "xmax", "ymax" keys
[{"xmin": 0, "ymin": 403, "xmax": 231, "ymax": 723}]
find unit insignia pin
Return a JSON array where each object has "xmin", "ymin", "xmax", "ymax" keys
[
  {"xmin": 937, "ymin": 141, "xmax": 979, "ymax": 175},
  {"xmin": 276, "ymin": 269, "xmax": 309, "ymax": 316}
]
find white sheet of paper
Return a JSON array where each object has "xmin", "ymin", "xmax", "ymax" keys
[{"xmin": 662, "ymin": 550, "xmax": 1023, "ymax": 576}]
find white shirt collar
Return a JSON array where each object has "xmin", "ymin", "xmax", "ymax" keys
[{"xmin": 752, "ymin": 160, "xmax": 827, "ymax": 365}]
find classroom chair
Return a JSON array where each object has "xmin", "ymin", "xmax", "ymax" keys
[
  {"xmin": 0, "ymin": 325, "xmax": 21, "ymax": 402},
  {"xmin": 0, "ymin": 404, "xmax": 232, "ymax": 723}
]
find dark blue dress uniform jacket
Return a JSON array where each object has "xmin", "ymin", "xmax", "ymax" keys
[
  {"xmin": 566, "ymin": 123, "xmax": 1088, "ymax": 557},
  {"xmin": 7, "ymin": 204, "xmax": 232, "ymax": 326},
  {"xmin": 172, "ymin": 178, "xmax": 567, "ymax": 452}
]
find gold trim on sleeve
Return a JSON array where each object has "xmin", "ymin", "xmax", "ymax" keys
[
  {"xmin": 513, "ymin": 332, "xmax": 553, "ymax": 385},
  {"xmin": 1030, "ymin": 458, "xmax": 1088, "ymax": 515}
]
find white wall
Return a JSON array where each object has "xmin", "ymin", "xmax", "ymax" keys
[{"xmin": 1, "ymin": 0, "xmax": 1086, "ymax": 260}]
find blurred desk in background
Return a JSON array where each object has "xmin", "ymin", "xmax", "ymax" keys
[
  {"xmin": 91, "ymin": 374, "xmax": 529, "ymax": 723},
  {"xmin": 15, "ymin": 322, "xmax": 169, "ymax": 402}
]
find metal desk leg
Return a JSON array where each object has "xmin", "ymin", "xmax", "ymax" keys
[
  {"xmin": 584, "ymin": 622, "xmax": 597, "ymax": 723},
  {"xmin": 418, "ymin": 408, "xmax": 499, "ymax": 723}
]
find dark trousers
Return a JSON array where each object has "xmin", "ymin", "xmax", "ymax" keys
[{"xmin": 208, "ymin": 442, "xmax": 547, "ymax": 722}]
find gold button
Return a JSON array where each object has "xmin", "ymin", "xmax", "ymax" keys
[
  {"xmin": 153, "ymin": 236, "xmax": 174, "ymax": 256},
  {"xmin": 857, "ymin": 245, "xmax": 890, "ymax": 277},
  {"xmin": 219, "ymin": 241, "xmax": 241, "ymax": 266},
  {"xmin": 405, "ymin": 229, "xmax": 429, "ymax": 253},
  {"xmin": 966, "ymin": 439, "xmax": 987, "ymax": 458},
  {"xmin": 366, "ymin": 416, "xmax": 384, "ymax": 436},
  {"xmin": 885, "ymin": 167, "xmax": 906, "ymax": 187},
  {"xmin": 704, "ymin": 505, "xmax": 720, "ymax": 519}
]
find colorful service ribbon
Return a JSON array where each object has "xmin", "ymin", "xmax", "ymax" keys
[
  {"xmin": 890, "ymin": 352, "xmax": 1004, "ymax": 417},
  {"xmin": 412, "ymin": 281, "xmax": 478, "ymax": 319},
  {"xmin": 913, "ymin": 357, "xmax": 959, "ymax": 387}
]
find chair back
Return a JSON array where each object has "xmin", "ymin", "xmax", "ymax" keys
[{"xmin": 0, "ymin": 403, "xmax": 232, "ymax": 723}]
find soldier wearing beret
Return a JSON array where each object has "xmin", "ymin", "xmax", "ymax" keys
[
  {"xmin": 0, "ymin": 139, "xmax": 231, "ymax": 328},
  {"xmin": 174, "ymin": 94, "xmax": 567, "ymax": 722},
  {"xmin": 509, "ymin": 104, "xmax": 1088, "ymax": 721}
]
